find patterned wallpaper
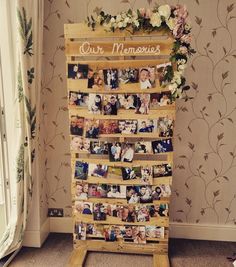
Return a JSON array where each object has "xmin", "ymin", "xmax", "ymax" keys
[{"xmin": 40, "ymin": 0, "xmax": 236, "ymax": 226}]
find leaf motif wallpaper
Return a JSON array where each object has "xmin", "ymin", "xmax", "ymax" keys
[{"xmin": 40, "ymin": 0, "xmax": 236, "ymax": 226}]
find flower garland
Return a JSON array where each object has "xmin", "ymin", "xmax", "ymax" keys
[{"xmin": 86, "ymin": 4, "xmax": 195, "ymax": 100}]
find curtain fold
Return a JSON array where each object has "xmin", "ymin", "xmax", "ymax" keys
[{"xmin": 0, "ymin": 0, "xmax": 43, "ymax": 259}]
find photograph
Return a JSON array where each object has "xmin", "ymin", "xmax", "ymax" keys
[
  {"xmin": 152, "ymin": 139, "xmax": 173, "ymax": 154},
  {"xmin": 150, "ymin": 93, "xmax": 160, "ymax": 109},
  {"xmin": 103, "ymin": 95, "xmax": 120, "ymax": 115},
  {"xmin": 68, "ymin": 63, "xmax": 88, "ymax": 79},
  {"xmin": 93, "ymin": 203, "xmax": 107, "ymax": 221},
  {"xmin": 135, "ymin": 205, "xmax": 150, "ymax": 222},
  {"xmin": 135, "ymin": 94, "xmax": 150, "ymax": 114},
  {"xmin": 121, "ymin": 166, "xmax": 142, "ymax": 181},
  {"xmin": 87, "ymin": 69, "xmax": 104, "ymax": 89},
  {"xmin": 74, "ymin": 201, "xmax": 93, "ymax": 215},
  {"xmin": 88, "ymin": 184, "xmax": 108, "ymax": 198},
  {"xmin": 74, "ymin": 182, "xmax": 88, "ymax": 200},
  {"xmin": 104, "ymin": 225, "xmax": 125, "ymax": 241},
  {"xmin": 141, "ymin": 167, "xmax": 153, "ymax": 184},
  {"xmin": 126, "ymin": 186, "xmax": 140, "ymax": 204},
  {"xmin": 70, "ymin": 116, "xmax": 84, "ymax": 136},
  {"xmin": 150, "ymin": 91, "xmax": 172, "ymax": 108},
  {"xmin": 156, "ymin": 62, "xmax": 171, "ymax": 86},
  {"xmin": 90, "ymin": 141, "xmax": 109, "ymax": 155},
  {"xmin": 103, "ymin": 69, "xmax": 119, "ymax": 90},
  {"xmin": 153, "ymin": 163, "xmax": 172, "ymax": 178},
  {"xmin": 70, "ymin": 137, "xmax": 90, "ymax": 152},
  {"xmin": 138, "ymin": 186, "xmax": 153, "ymax": 203},
  {"xmin": 139, "ymin": 67, "xmax": 156, "ymax": 89},
  {"xmin": 118, "ymin": 94, "xmax": 137, "ymax": 110},
  {"xmin": 74, "ymin": 161, "xmax": 88, "ymax": 180},
  {"xmin": 121, "ymin": 143, "xmax": 135, "ymax": 162},
  {"xmin": 107, "ymin": 166, "xmax": 123, "ymax": 180},
  {"xmin": 118, "ymin": 68, "xmax": 139, "ymax": 84},
  {"xmin": 146, "ymin": 226, "xmax": 165, "ymax": 239},
  {"xmin": 88, "ymin": 94, "xmax": 103, "ymax": 114},
  {"xmin": 135, "ymin": 141, "xmax": 152, "ymax": 154},
  {"xmin": 68, "ymin": 91, "xmax": 89, "ymax": 107},
  {"xmin": 122, "ymin": 225, "xmax": 133, "ymax": 242},
  {"xmin": 88, "ymin": 164, "xmax": 108, "ymax": 178},
  {"xmin": 118, "ymin": 120, "xmax": 138, "ymax": 134},
  {"xmin": 86, "ymin": 224, "xmax": 104, "ymax": 238},
  {"xmin": 157, "ymin": 116, "xmax": 174, "ymax": 137},
  {"xmin": 103, "ymin": 203, "xmax": 117, "ymax": 217},
  {"xmin": 123, "ymin": 226, "xmax": 146, "ymax": 244},
  {"xmin": 107, "ymin": 185, "xmax": 126, "ymax": 199},
  {"xmin": 108, "ymin": 142, "xmax": 122, "ymax": 162},
  {"xmin": 138, "ymin": 119, "xmax": 156, "ymax": 133},
  {"xmin": 85, "ymin": 119, "xmax": 100, "ymax": 138},
  {"xmin": 149, "ymin": 203, "xmax": 169, "ymax": 217},
  {"xmin": 152, "ymin": 185, "xmax": 171, "ymax": 200},
  {"xmin": 74, "ymin": 222, "xmax": 86, "ymax": 240},
  {"xmin": 99, "ymin": 120, "xmax": 119, "ymax": 135},
  {"xmin": 120, "ymin": 205, "xmax": 136, "ymax": 222}
]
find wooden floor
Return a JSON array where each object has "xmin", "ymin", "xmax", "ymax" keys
[{"xmin": 1, "ymin": 233, "xmax": 235, "ymax": 267}]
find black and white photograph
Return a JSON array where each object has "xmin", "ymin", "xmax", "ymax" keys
[
  {"xmin": 135, "ymin": 94, "xmax": 150, "ymax": 114},
  {"xmin": 68, "ymin": 91, "xmax": 89, "ymax": 107},
  {"xmin": 135, "ymin": 205, "xmax": 150, "ymax": 222},
  {"xmin": 138, "ymin": 186, "xmax": 153, "ymax": 203},
  {"xmin": 103, "ymin": 95, "xmax": 120, "ymax": 115},
  {"xmin": 88, "ymin": 164, "xmax": 108, "ymax": 178},
  {"xmin": 121, "ymin": 166, "xmax": 141, "ymax": 181},
  {"xmin": 90, "ymin": 141, "xmax": 108, "ymax": 155},
  {"xmin": 107, "ymin": 185, "xmax": 126, "ymax": 199},
  {"xmin": 153, "ymin": 163, "xmax": 172, "ymax": 178},
  {"xmin": 118, "ymin": 94, "xmax": 136, "ymax": 110},
  {"xmin": 121, "ymin": 143, "xmax": 135, "ymax": 162},
  {"xmin": 145, "ymin": 226, "xmax": 164, "ymax": 239},
  {"xmin": 141, "ymin": 167, "xmax": 153, "ymax": 184},
  {"xmin": 74, "ymin": 161, "xmax": 89, "ymax": 180},
  {"xmin": 135, "ymin": 141, "xmax": 152, "ymax": 154},
  {"xmin": 157, "ymin": 116, "xmax": 174, "ymax": 137},
  {"xmin": 85, "ymin": 119, "xmax": 100, "ymax": 139},
  {"xmin": 156, "ymin": 62, "xmax": 171, "ymax": 86},
  {"xmin": 87, "ymin": 69, "xmax": 104, "ymax": 89},
  {"xmin": 74, "ymin": 182, "xmax": 88, "ymax": 200},
  {"xmin": 74, "ymin": 222, "xmax": 87, "ymax": 240},
  {"xmin": 70, "ymin": 116, "xmax": 84, "ymax": 136},
  {"xmin": 138, "ymin": 119, "xmax": 156, "ymax": 133},
  {"xmin": 149, "ymin": 203, "xmax": 169, "ymax": 217},
  {"xmin": 93, "ymin": 203, "xmax": 107, "ymax": 221},
  {"xmin": 88, "ymin": 184, "xmax": 108, "ymax": 198},
  {"xmin": 118, "ymin": 68, "xmax": 139, "ymax": 84},
  {"xmin": 74, "ymin": 201, "xmax": 93, "ymax": 215},
  {"xmin": 151, "ymin": 139, "xmax": 173, "ymax": 154},
  {"xmin": 68, "ymin": 63, "xmax": 88, "ymax": 79},
  {"xmin": 103, "ymin": 68, "xmax": 119, "ymax": 90},
  {"xmin": 88, "ymin": 94, "xmax": 103, "ymax": 114},
  {"xmin": 70, "ymin": 137, "xmax": 90, "ymax": 152},
  {"xmin": 99, "ymin": 120, "xmax": 119, "ymax": 135},
  {"xmin": 118, "ymin": 120, "xmax": 138, "ymax": 134},
  {"xmin": 108, "ymin": 142, "xmax": 122, "ymax": 162},
  {"xmin": 139, "ymin": 67, "xmax": 156, "ymax": 89}
]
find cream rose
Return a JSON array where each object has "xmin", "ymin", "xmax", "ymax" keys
[
  {"xmin": 166, "ymin": 17, "xmax": 176, "ymax": 30},
  {"xmin": 150, "ymin": 12, "xmax": 162, "ymax": 27},
  {"xmin": 158, "ymin": 5, "xmax": 171, "ymax": 20}
]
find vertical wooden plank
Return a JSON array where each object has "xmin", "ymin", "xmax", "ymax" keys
[
  {"xmin": 67, "ymin": 247, "xmax": 87, "ymax": 267},
  {"xmin": 153, "ymin": 254, "xmax": 170, "ymax": 267}
]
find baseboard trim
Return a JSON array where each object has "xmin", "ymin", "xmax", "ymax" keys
[
  {"xmin": 48, "ymin": 217, "xmax": 236, "ymax": 242},
  {"xmin": 22, "ymin": 218, "xmax": 50, "ymax": 247}
]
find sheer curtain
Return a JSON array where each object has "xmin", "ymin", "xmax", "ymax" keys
[{"xmin": 0, "ymin": 0, "xmax": 43, "ymax": 259}]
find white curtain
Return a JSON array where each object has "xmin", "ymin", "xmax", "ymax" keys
[{"xmin": 0, "ymin": 0, "xmax": 43, "ymax": 259}]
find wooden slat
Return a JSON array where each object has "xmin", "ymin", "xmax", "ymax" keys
[
  {"xmin": 153, "ymin": 254, "xmax": 170, "ymax": 267},
  {"xmin": 66, "ymin": 246, "xmax": 87, "ymax": 267}
]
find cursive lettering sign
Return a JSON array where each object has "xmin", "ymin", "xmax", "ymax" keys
[{"xmin": 79, "ymin": 41, "xmax": 104, "ymax": 55}]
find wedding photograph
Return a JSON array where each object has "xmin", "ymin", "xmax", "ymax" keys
[
  {"xmin": 141, "ymin": 167, "xmax": 153, "ymax": 184},
  {"xmin": 118, "ymin": 120, "xmax": 138, "ymax": 134},
  {"xmin": 103, "ymin": 68, "xmax": 119, "ymax": 90},
  {"xmin": 118, "ymin": 94, "xmax": 136, "ymax": 110},
  {"xmin": 135, "ymin": 94, "xmax": 150, "ymax": 114},
  {"xmin": 88, "ymin": 94, "xmax": 103, "ymax": 114},
  {"xmin": 107, "ymin": 185, "xmax": 126, "ymax": 199},
  {"xmin": 118, "ymin": 68, "xmax": 139, "ymax": 84},
  {"xmin": 108, "ymin": 142, "xmax": 122, "ymax": 162},
  {"xmin": 121, "ymin": 143, "xmax": 135, "ymax": 162},
  {"xmin": 156, "ymin": 62, "xmax": 172, "ymax": 86}
]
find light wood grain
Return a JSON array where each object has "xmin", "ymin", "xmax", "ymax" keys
[
  {"xmin": 67, "ymin": 246, "xmax": 87, "ymax": 267},
  {"xmin": 153, "ymin": 254, "xmax": 170, "ymax": 267}
]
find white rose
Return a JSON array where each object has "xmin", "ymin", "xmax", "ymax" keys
[
  {"xmin": 118, "ymin": 21, "xmax": 123, "ymax": 28},
  {"xmin": 166, "ymin": 17, "xmax": 176, "ymax": 30},
  {"xmin": 121, "ymin": 12, "xmax": 126, "ymax": 19},
  {"xmin": 178, "ymin": 64, "xmax": 186, "ymax": 71},
  {"xmin": 96, "ymin": 15, "xmax": 102, "ymax": 23},
  {"xmin": 110, "ymin": 17, "xmax": 116, "ymax": 23},
  {"xmin": 124, "ymin": 17, "xmax": 130, "ymax": 24},
  {"xmin": 169, "ymin": 83, "xmax": 178, "ymax": 92},
  {"xmin": 150, "ymin": 12, "xmax": 161, "ymax": 27},
  {"xmin": 134, "ymin": 20, "xmax": 139, "ymax": 28},
  {"xmin": 185, "ymin": 23, "xmax": 191, "ymax": 31},
  {"xmin": 173, "ymin": 71, "xmax": 182, "ymax": 85},
  {"xmin": 158, "ymin": 5, "xmax": 171, "ymax": 20},
  {"xmin": 132, "ymin": 11, "xmax": 138, "ymax": 20},
  {"xmin": 116, "ymin": 14, "xmax": 122, "ymax": 22}
]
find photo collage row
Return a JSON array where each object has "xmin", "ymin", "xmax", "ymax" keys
[{"xmin": 75, "ymin": 223, "xmax": 165, "ymax": 243}]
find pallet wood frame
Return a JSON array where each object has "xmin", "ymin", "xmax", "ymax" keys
[{"xmin": 65, "ymin": 23, "xmax": 174, "ymax": 267}]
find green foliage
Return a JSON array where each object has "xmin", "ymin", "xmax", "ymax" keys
[
  {"xmin": 25, "ymin": 96, "xmax": 36, "ymax": 139},
  {"xmin": 27, "ymin": 67, "xmax": 34, "ymax": 84},
  {"xmin": 17, "ymin": 65, "xmax": 24, "ymax": 102},
  {"xmin": 16, "ymin": 144, "xmax": 24, "ymax": 183}
]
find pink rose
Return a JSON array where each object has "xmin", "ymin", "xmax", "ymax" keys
[
  {"xmin": 174, "ymin": 4, "xmax": 188, "ymax": 20},
  {"xmin": 139, "ymin": 8, "xmax": 146, "ymax": 17},
  {"xmin": 178, "ymin": 46, "xmax": 188, "ymax": 54},
  {"xmin": 180, "ymin": 34, "xmax": 192, "ymax": 44},
  {"xmin": 173, "ymin": 20, "xmax": 185, "ymax": 38}
]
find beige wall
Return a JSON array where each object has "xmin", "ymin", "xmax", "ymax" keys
[{"xmin": 40, "ymin": 0, "xmax": 236, "ymax": 228}]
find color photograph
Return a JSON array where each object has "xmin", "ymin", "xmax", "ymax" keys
[
  {"xmin": 152, "ymin": 139, "xmax": 173, "ymax": 154},
  {"xmin": 139, "ymin": 67, "xmax": 156, "ymax": 89},
  {"xmin": 85, "ymin": 119, "xmax": 100, "ymax": 138},
  {"xmin": 70, "ymin": 136, "xmax": 90, "ymax": 152},
  {"xmin": 88, "ymin": 164, "xmax": 108, "ymax": 178},
  {"xmin": 74, "ymin": 161, "xmax": 88, "ymax": 180},
  {"xmin": 68, "ymin": 91, "xmax": 89, "ymax": 107}
]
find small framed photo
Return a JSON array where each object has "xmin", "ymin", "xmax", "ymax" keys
[
  {"xmin": 118, "ymin": 120, "xmax": 138, "ymax": 134},
  {"xmin": 136, "ymin": 205, "xmax": 150, "ymax": 222},
  {"xmin": 107, "ymin": 185, "xmax": 126, "ymax": 199},
  {"xmin": 74, "ymin": 201, "xmax": 93, "ymax": 215},
  {"xmin": 88, "ymin": 164, "xmax": 108, "ymax": 178},
  {"xmin": 118, "ymin": 68, "xmax": 139, "ymax": 84},
  {"xmin": 88, "ymin": 94, "xmax": 103, "ymax": 114},
  {"xmin": 85, "ymin": 119, "xmax": 100, "ymax": 139},
  {"xmin": 103, "ymin": 69, "xmax": 119, "ymax": 90},
  {"xmin": 74, "ymin": 222, "xmax": 87, "ymax": 240},
  {"xmin": 126, "ymin": 186, "xmax": 140, "ymax": 204},
  {"xmin": 135, "ymin": 141, "xmax": 152, "ymax": 154},
  {"xmin": 93, "ymin": 203, "xmax": 107, "ymax": 221},
  {"xmin": 146, "ymin": 226, "xmax": 164, "ymax": 239},
  {"xmin": 71, "ymin": 136, "xmax": 90, "ymax": 152},
  {"xmin": 70, "ymin": 116, "xmax": 84, "ymax": 136},
  {"xmin": 108, "ymin": 142, "xmax": 122, "ymax": 162},
  {"xmin": 151, "ymin": 139, "xmax": 173, "ymax": 154},
  {"xmin": 139, "ymin": 67, "xmax": 156, "ymax": 89},
  {"xmin": 103, "ymin": 95, "xmax": 120, "ymax": 115},
  {"xmin": 135, "ymin": 94, "xmax": 150, "ymax": 114},
  {"xmin": 90, "ymin": 141, "xmax": 109, "ymax": 155},
  {"xmin": 156, "ymin": 62, "xmax": 171, "ymax": 86},
  {"xmin": 74, "ymin": 182, "xmax": 88, "ymax": 200},
  {"xmin": 121, "ymin": 143, "xmax": 135, "ymax": 162},
  {"xmin": 153, "ymin": 163, "xmax": 172, "ymax": 178},
  {"xmin": 120, "ymin": 205, "xmax": 136, "ymax": 222},
  {"xmin": 88, "ymin": 184, "xmax": 108, "ymax": 198},
  {"xmin": 99, "ymin": 120, "xmax": 119, "ymax": 135},
  {"xmin": 141, "ymin": 166, "xmax": 153, "ymax": 184},
  {"xmin": 149, "ymin": 203, "xmax": 169, "ymax": 217},
  {"xmin": 118, "ymin": 94, "xmax": 137, "ymax": 110},
  {"xmin": 68, "ymin": 63, "xmax": 88, "ymax": 79},
  {"xmin": 74, "ymin": 161, "xmax": 88, "ymax": 180},
  {"xmin": 68, "ymin": 91, "xmax": 89, "ymax": 107},
  {"xmin": 121, "ymin": 166, "xmax": 142, "ymax": 181},
  {"xmin": 138, "ymin": 119, "xmax": 156, "ymax": 133},
  {"xmin": 88, "ymin": 69, "xmax": 104, "ymax": 89},
  {"xmin": 157, "ymin": 116, "xmax": 174, "ymax": 137}
]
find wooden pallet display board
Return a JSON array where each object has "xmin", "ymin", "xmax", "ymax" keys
[{"xmin": 65, "ymin": 22, "xmax": 175, "ymax": 267}]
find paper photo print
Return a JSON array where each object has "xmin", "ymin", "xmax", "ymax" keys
[
  {"xmin": 138, "ymin": 119, "xmax": 156, "ymax": 133},
  {"xmin": 88, "ymin": 94, "xmax": 103, "ymax": 114},
  {"xmin": 135, "ymin": 141, "xmax": 152, "ymax": 154},
  {"xmin": 107, "ymin": 166, "xmax": 123, "ymax": 180},
  {"xmin": 153, "ymin": 163, "xmax": 172, "ymax": 178},
  {"xmin": 157, "ymin": 116, "xmax": 174, "ymax": 137},
  {"xmin": 146, "ymin": 226, "xmax": 164, "ymax": 239},
  {"xmin": 108, "ymin": 142, "xmax": 122, "ymax": 162},
  {"xmin": 68, "ymin": 91, "xmax": 89, "ymax": 107},
  {"xmin": 152, "ymin": 185, "xmax": 171, "ymax": 200},
  {"xmin": 139, "ymin": 67, "xmax": 156, "ymax": 89},
  {"xmin": 70, "ymin": 136, "xmax": 90, "ymax": 152},
  {"xmin": 88, "ymin": 164, "xmax": 108, "ymax": 178},
  {"xmin": 74, "ymin": 182, "xmax": 88, "ymax": 200},
  {"xmin": 118, "ymin": 120, "xmax": 138, "ymax": 134},
  {"xmin": 135, "ymin": 94, "xmax": 150, "ymax": 114},
  {"xmin": 93, "ymin": 203, "xmax": 107, "ymax": 221},
  {"xmin": 151, "ymin": 139, "xmax": 173, "ymax": 154},
  {"xmin": 135, "ymin": 205, "xmax": 150, "ymax": 222},
  {"xmin": 120, "ymin": 205, "xmax": 136, "ymax": 223},
  {"xmin": 86, "ymin": 224, "xmax": 104, "ymax": 238},
  {"xmin": 141, "ymin": 166, "xmax": 153, "ymax": 184},
  {"xmin": 126, "ymin": 186, "xmax": 141, "ymax": 204},
  {"xmin": 74, "ymin": 222, "xmax": 87, "ymax": 240},
  {"xmin": 121, "ymin": 143, "xmax": 135, "ymax": 163},
  {"xmin": 88, "ymin": 184, "xmax": 108, "ymax": 198},
  {"xmin": 156, "ymin": 62, "xmax": 171, "ymax": 86},
  {"xmin": 99, "ymin": 120, "xmax": 119, "ymax": 135},
  {"xmin": 118, "ymin": 94, "xmax": 137, "ymax": 110},
  {"xmin": 104, "ymin": 225, "xmax": 125, "ymax": 242},
  {"xmin": 121, "ymin": 166, "xmax": 142, "ymax": 181},
  {"xmin": 149, "ymin": 203, "xmax": 169, "ymax": 217},
  {"xmin": 103, "ymin": 69, "xmax": 119, "ymax": 90},
  {"xmin": 85, "ymin": 119, "xmax": 100, "ymax": 138},
  {"xmin": 70, "ymin": 116, "xmax": 84, "ymax": 136},
  {"xmin": 123, "ymin": 226, "xmax": 146, "ymax": 244},
  {"xmin": 87, "ymin": 69, "xmax": 104, "ymax": 89},
  {"xmin": 118, "ymin": 68, "xmax": 139, "ymax": 84},
  {"xmin": 90, "ymin": 141, "xmax": 109, "ymax": 155},
  {"xmin": 107, "ymin": 185, "xmax": 126, "ymax": 199},
  {"xmin": 74, "ymin": 201, "xmax": 93, "ymax": 215},
  {"xmin": 68, "ymin": 63, "xmax": 88, "ymax": 79},
  {"xmin": 74, "ymin": 161, "xmax": 88, "ymax": 180},
  {"xmin": 103, "ymin": 95, "xmax": 120, "ymax": 115}
]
